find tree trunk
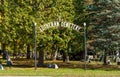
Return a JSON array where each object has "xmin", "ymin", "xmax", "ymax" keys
[
  {"xmin": 52, "ymin": 50, "xmax": 58, "ymax": 61},
  {"xmin": 63, "ymin": 52, "xmax": 66, "ymax": 62},
  {"xmin": 103, "ymin": 49, "xmax": 108, "ymax": 65},
  {"xmin": 62, "ymin": 51, "xmax": 69, "ymax": 62},
  {"xmin": 2, "ymin": 44, "xmax": 7, "ymax": 59},
  {"xmin": 63, "ymin": 54, "xmax": 70, "ymax": 62},
  {"xmin": 0, "ymin": 50, "xmax": 2, "ymax": 55},
  {"xmin": 103, "ymin": 55, "xmax": 107, "ymax": 64},
  {"xmin": 66, "ymin": 55, "xmax": 69, "ymax": 62},
  {"xmin": 37, "ymin": 51, "xmax": 44, "ymax": 67},
  {"xmin": 13, "ymin": 40, "xmax": 17, "ymax": 59},
  {"xmin": 27, "ymin": 44, "xmax": 31, "ymax": 59},
  {"xmin": 52, "ymin": 46, "xmax": 58, "ymax": 61},
  {"xmin": 3, "ymin": 51, "xmax": 7, "ymax": 59}
]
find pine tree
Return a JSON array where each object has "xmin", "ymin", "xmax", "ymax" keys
[
  {"xmin": 88, "ymin": 0, "xmax": 120, "ymax": 64},
  {"xmin": 0, "ymin": 0, "xmax": 1, "ymax": 23}
]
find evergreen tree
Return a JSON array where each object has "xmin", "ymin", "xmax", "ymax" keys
[
  {"xmin": 0, "ymin": 0, "xmax": 1, "ymax": 24},
  {"xmin": 0, "ymin": 0, "xmax": 88, "ymax": 66},
  {"xmin": 88, "ymin": 0, "xmax": 120, "ymax": 64}
]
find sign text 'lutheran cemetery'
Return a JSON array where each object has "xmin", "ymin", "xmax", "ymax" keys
[{"xmin": 39, "ymin": 21, "xmax": 81, "ymax": 32}]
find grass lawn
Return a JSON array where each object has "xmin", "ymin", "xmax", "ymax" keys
[
  {"xmin": 0, "ymin": 58, "xmax": 120, "ymax": 77},
  {"xmin": 0, "ymin": 67, "xmax": 120, "ymax": 77}
]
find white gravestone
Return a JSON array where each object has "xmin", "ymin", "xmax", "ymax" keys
[{"xmin": 0, "ymin": 64, "xmax": 4, "ymax": 70}]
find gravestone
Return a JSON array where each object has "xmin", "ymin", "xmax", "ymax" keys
[
  {"xmin": 48, "ymin": 64, "xmax": 58, "ymax": 69},
  {"xmin": 52, "ymin": 64, "xmax": 58, "ymax": 69},
  {"xmin": 107, "ymin": 60, "xmax": 111, "ymax": 65},
  {"xmin": 115, "ymin": 57, "xmax": 120, "ymax": 65},
  {"xmin": 7, "ymin": 58, "xmax": 12, "ymax": 66},
  {"xmin": 48, "ymin": 64, "xmax": 52, "ymax": 68},
  {"xmin": 88, "ymin": 55, "xmax": 93, "ymax": 63},
  {"xmin": 116, "ymin": 57, "xmax": 120, "ymax": 63},
  {"xmin": 0, "ymin": 64, "xmax": 4, "ymax": 70}
]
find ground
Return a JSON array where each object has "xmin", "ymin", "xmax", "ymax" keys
[{"xmin": 0, "ymin": 58, "xmax": 120, "ymax": 77}]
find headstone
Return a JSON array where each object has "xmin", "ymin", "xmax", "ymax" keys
[
  {"xmin": 116, "ymin": 57, "xmax": 120, "ymax": 65},
  {"xmin": 7, "ymin": 58, "xmax": 12, "ymax": 66},
  {"xmin": 107, "ymin": 60, "xmax": 111, "ymax": 65},
  {"xmin": 116, "ymin": 57, "xmax": 120, "ymax": 63},
  {"xmin": 48, "ymin": 64, "xmax": 52, "ymax": 68},
  {"xmin": 52, "ymin": 64, "xmax": 58, "ymax": 69},
  {"xmin": 116, "ymin": 51, "xmax": 119, "ymax": 57},
  {"xmin": 0, "ymin": 64, "xmax": 4, "ymax": 70},
  {"xmin": 48, "ymin": 64, "xmax": 58, "ymax": 69},
  {"xmin": 88, "ymin": 55, "xmax": 93, "ymax": 63}
]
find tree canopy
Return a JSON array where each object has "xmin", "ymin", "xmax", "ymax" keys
[
  {"xmin": 87, "ymin": 0, "xmax": 120, "ymax": 54},
  {"xmin": 0, "ymin": 0, "xmax": 119, "ymax": 62},
  {"xmin": 0, "ymin": 0, "xmax": 86, "ymax": 55}
]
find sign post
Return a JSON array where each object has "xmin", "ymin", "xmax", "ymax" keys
[
  {"xmin": 34, "ymin": 22, "xmax": 37, "ymax": 70},
  {"xmin": 84, "ymin": 22, "xmax": 87, "ymax": 70}
]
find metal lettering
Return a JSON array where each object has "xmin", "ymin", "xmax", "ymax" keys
[{"xmin": 39, "ymin": 21, "xmax": 81, "ymax": 32}]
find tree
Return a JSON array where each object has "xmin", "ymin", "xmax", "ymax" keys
[
  {"xmin": 35, "ymin": 0, "xmax": 85, "ymax": 65},
  {"xmin": 88, "ymin": 0, "xmax": 120, "ymax": 64},
  {"xmin": 0, "ymin": 0, "xmax": 1, "ymax": 24},
  {"xmin": 0, "ymin": 0, "xmax": 11, "ymax": 59},
  {"xmin": 0, "ymin": 0, "xmax": 35, "ymax": 59},
  {"xmin": 0, "ymin": 0, "xmax": 89, "ymax": 66}
]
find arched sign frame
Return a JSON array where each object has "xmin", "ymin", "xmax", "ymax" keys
[
  {"xmin": 34, "ymin": 21, "xmax": 87, "ymax": 70},
  {"xmin": 38, "ymin": 21, "xmax": 82, "ymax": 32}
]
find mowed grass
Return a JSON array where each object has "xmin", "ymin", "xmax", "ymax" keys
[
  {"xmin": 0, "ymin": 58, "xmax": 120, "ymax": 77},
  {"xmin": 0, "ymin": 67, "xmax": 120, "ymax": 77}
]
